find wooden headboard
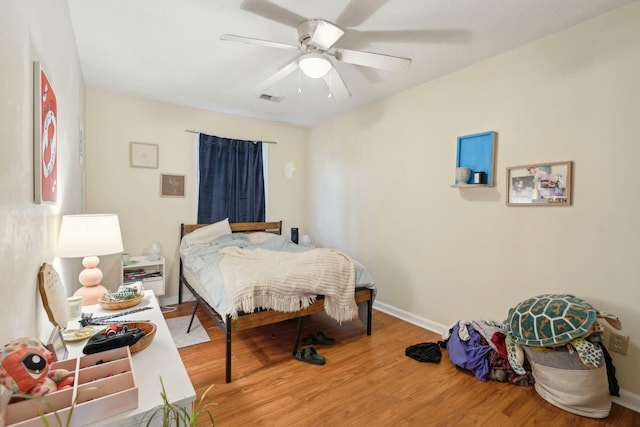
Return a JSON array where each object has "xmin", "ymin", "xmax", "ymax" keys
[{"xmin": 181, "ymin": 221, "xmax": 282, "ymax": 238}]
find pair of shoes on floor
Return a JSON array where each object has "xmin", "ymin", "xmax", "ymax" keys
[
  {"xmin": 293, "ymin": 346, "xmax": 326, "ymax": 365},
  {"xmin": 301, "ymin": 331, "xmax": 335, "ymax": 346}
]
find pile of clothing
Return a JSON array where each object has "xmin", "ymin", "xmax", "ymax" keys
[
  {"xmin": 444, "ymin": 294, "xmax": 622, "ymax": 419},
  {"xmin": 443, "ymin": 319, "xmax": 533, "ymax": 386}
]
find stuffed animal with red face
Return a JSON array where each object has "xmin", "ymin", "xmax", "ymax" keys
[{"xmin": 0, "ymin": 337, "xmax": 73, "ymax": 398}]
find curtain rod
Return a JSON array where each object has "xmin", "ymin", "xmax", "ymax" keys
[{"xmin": 185, "ymin": 129, "xmax": 277, "ymax": 144}]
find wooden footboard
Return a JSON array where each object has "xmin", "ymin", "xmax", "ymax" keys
[
  {"xmin": 179, "ymin": 221, "xmax": 373, "ymax": 383},
  {"xmin": 232, "ymin": 288, "xmax": 373, "ymax": 332}
]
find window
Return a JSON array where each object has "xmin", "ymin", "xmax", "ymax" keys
[{"xmin": 197, "ymin": 134, "xmax": 265, "ymax": 224}]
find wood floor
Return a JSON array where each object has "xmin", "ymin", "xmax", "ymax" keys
[{"xmin": 164, "ymin": 302, "xmax": 639, "ymax": 426}]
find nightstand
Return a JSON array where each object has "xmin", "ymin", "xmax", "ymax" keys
[{"xmin": 121, "ymin": 256, "xmax": 165, "ymax": 296}]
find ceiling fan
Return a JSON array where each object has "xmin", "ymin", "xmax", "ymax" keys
[{"xmin": 220, "ymin": 2, "xmax": 413, "ymax": 101}]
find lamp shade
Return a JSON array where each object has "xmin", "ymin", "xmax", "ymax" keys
[
  {"xmin": 58, "ymin": 214, "xmax": 124, "ymax": 257},
  {"xmin": 298, "ymin": 53, "xmax": 332, "ymax": 78}
]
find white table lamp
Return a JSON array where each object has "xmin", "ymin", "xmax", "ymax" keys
[{"xmin": 57, "ymin": 214, "xmax": 124, "ymax": 305}]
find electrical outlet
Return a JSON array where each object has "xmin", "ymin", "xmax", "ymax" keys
[{"xmin": 609, "ymin": 332, "xmax": 629, "ymax": 355}]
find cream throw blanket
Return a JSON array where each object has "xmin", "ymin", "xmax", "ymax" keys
[{"xmin": 219, "ymin": 246, "xmax": 358, "ymax": 322}]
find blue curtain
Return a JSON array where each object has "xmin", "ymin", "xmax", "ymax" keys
[{"xmin": 197, "ymin": 134, "xmax": 265, "ymax": 224}]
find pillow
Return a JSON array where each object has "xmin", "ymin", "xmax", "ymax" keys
[
  {"xmin": 181, "ymin": 219, "xmax": 231, "ymax": 250},
  {"xmin": 247, "ymin": 232, "xmax": 276, "ymax": 244}
]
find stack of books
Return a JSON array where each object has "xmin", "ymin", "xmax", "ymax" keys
[{"xmin": 123, "ymin": 268, "xmax": 162, "ymax": 285}]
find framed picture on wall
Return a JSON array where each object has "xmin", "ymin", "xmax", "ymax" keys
[
  {"xmin": 33, "ymin": 61, "xmax": 58, "ymax": 204},
  {"xmin": 130, "ymin": 142, "xmax": 159, "ymax": 168},
  {"xmin": 160, "ymin": 174, "xmax": 185, "ymax": 197},
  {"xmin": 506, "ymin": 161, "xmax": 572, "ymax": 206}
]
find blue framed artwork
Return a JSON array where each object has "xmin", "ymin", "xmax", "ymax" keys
[{"xmin": 454, "ymin": 131, "xmax": 496, "ymax": 186}]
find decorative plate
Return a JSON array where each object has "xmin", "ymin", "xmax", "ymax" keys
[{"xmin": 62, "ymin": 326, "xmax": 96, "ymax": 342}]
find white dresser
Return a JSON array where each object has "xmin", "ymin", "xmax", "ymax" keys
[{"xmin": 65, "ymin": 290, "xmax": 195, "ymax": 426}]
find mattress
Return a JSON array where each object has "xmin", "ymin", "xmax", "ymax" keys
[{"xmin": 180, "ymin": 232, "xmax": 376, "ymax": 322}]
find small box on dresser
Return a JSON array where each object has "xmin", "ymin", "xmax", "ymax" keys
[{"xmin": 5, "ymin": 347, "xmax": 138, "ymax": 426}]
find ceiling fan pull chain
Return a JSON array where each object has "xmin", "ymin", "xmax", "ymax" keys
[{"xmin": 297, "ymin": 67, "xmax": 302, "ymax": 94}]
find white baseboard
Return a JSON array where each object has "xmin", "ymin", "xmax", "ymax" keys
[
  {"xmin": 613, "ymin": 389, "xmax": 640, "ymax": 414},
  {"xmin": 373, "ymin": 299, "xmax": 640, "ymax": 415},
  {"xmin": 373, "ymin": 300, "xmax": 449, "ymax": 336}
]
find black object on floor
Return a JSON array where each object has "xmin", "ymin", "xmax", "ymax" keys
[
  {"xmin": 293, "ymin": 346, "xmax": 326, "ymax": 365},
  {"xmin": 301, "ymin": 331, "xmax": 336, "ymax": 346},
  {"xmin": 291, "ymin": 316, "xmax": 327, "ymax": 365},
  {"xmin": 405, "ymin": 342, "xmax": 442, "ymax": 363}
]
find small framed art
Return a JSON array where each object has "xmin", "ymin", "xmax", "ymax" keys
[
  {"xmin": 46, "ymin": 325, "xmax": 68, "ymax": 361},
  {"xmin": 161, "ymin": 174, "xmax": 185, "ymax": 197},
  {"xmin": 130, "ymin": 142, "xmax": 158, "ymax": 168},
  {"xmin": 506, "ymin": 161, "xmax": 572, "ymax": 206}
]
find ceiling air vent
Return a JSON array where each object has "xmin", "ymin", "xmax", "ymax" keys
[{"xmin": 259, "ymin": 93, "xmax": 284, "ymax": 103}]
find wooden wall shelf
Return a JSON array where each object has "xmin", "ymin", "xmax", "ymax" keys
[
  {"xmin": 454, "ymin": 131, "xmax": 496, "ymax": 187},
  {"xmin": 450, "ymin": 184, "xmax": 490, "ymax": 188}
]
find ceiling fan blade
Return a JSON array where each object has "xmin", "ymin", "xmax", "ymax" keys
[
  {"xmin": 220, "ymin": 34, "xmax": 299, "ymax": 51},
  {"xmin": 336, "ymin": 0, "xmax": 390, "ymax": 28},
  {"xmin": 323, "ymin": 67, "xmax": 351, "ymax": 101},
  {"xmin": 335, "ymin": 48, "xmax": 411, "ymax": 72},
  {"xmin": 240, "ymin": 0, "xmax": 306, "ymax": 28},
  {"xmin": 255, "ymin": 59, "xmax": 300, "ymax": 93},
  {"xmin": 298, "ymin": 19, "xmax": 344, "ymax": 50}
]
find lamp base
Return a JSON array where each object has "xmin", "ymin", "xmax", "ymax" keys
[{"xmin": 74, "ymin": 284, "xmax": 109, "ymax": 306}]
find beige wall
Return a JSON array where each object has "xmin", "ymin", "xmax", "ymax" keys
[
  {"xmin": 84, "ymin": 89, "xmax": 308, "ymax": 300},
  {"xmin": 0, "ymin": 0, "xmax": 85, "ymax": 344},
  {"xmin": 2, "ymin": 0, "xmax": 638, "ymax": 412},
  {"xmin": 308, "ymin": 3, "xmax": 640, "ymax": 398}
]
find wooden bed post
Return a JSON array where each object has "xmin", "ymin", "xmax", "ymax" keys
[
  {"xmin": 292, "ymin": 316, "xmax": 304, "ymax": 354},
  {"xmin": 179, "ymin": 224, "xmax": 185, "ymax": 304},
  {"xmin": 226, "ymin": 314, "xmax": 232, "ymax": 383},
  {"xmin": 187, "ymin": 301, "xmax": 199, "ymax": 333},
  {"xmin": 367, "ymin": 288, "xmax": 373, "ymax": 335}
]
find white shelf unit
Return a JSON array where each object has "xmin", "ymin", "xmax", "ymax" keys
[{"xmin": 121, "ymin": 255, "xmax": 165, "ymax": 296}]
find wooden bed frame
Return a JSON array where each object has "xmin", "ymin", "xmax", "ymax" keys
[{"xmin": 179, "ymin": 221, "xmax": 373, "ymax": 383}]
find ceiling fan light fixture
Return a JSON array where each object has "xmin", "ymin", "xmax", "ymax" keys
[{"xmin": 298, "ymin": 54, "xmax": 332, "ymax": 78}]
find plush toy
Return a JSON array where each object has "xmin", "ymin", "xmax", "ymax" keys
[{"xmin": 0, "ymin": 337, "xmax": 74, "ymax": 398}]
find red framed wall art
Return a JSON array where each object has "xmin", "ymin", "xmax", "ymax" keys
[{"xmin": 34, "ymin": 61, "xmax": 58, "ymax": 204}]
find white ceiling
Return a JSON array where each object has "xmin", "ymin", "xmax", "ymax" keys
[{"xmin": 67, "ymin": 0, "xmax": 635, "ymax": 127}]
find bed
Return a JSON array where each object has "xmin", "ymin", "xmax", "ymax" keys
[{"xmin": 178, "ymin": 220, "xmax": 376, "ymax": 382}]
